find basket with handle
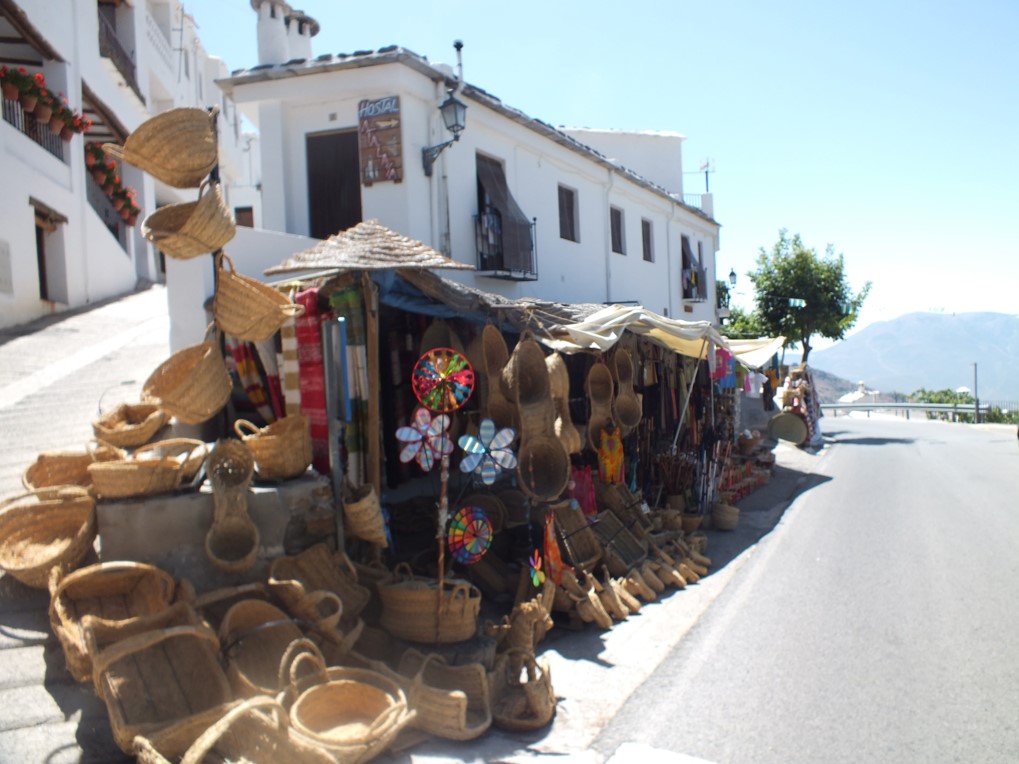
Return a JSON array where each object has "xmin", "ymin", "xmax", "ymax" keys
[
  {"xmin": 134, "ymin": 695, "xmax": 334, "ymax": 764},
  {"xmin": 218, "ymin": 599, "xmax": 305, "ymax": 698},
  {"xmin": 102, "ymin": 106, "xmax": 219, "ymax": 188},
  {"xmin": 342, "ymin": 483, "xmax": 388, "ymax": 547},
  {"xmin": 87, "ymin": 622, "xmax": 238, "ymax": 757},
  {"xmin": 377, "ymin": 563, "xmax": 481, "ymax": 644},
  {"xmin": 141, "ymin": 180, "xmax": 236, "ymax": 260},
  {"xmin": 205, "ymin": 439, "xmax": 259, "ymax": 574},
  {"xmin": 21, "ymin": 440, "xmax": 125, "ymax": 491},
  {"xmin": 214, "ymin": 251, "xmax": 305, "ymax": 342},
  {"xmin": 268, "ymin": 543, "xmax": 370, "ymax": 626},
  {"xmin": 234, "ymin": 415, "xmax": 312, "ymax": 481},
  {"xmin": 143, "ymin": 325, "xmax": 232, "ymax": 425},
  {"xmin": 92, "ymin": 401, "xmax": 168, "ymax": 448},
  {"xmin": 87, "ymin": 442, "xmax": 200, "ymax": 500},
  {"xmin": 0, "ymin": 487, "xmax": 96, "ymax": 588},
  {"xmin": 398, "ymin": 648, "xmax": 492, "ymax": 741},
  {"xmin": 48, "ymin": 561, "xmax": 176, "ymax": 683},
  {"xmin": 132, "ymin": 439, "xmax": 208, "ymax": 484},
  {"xmin": 279, "ymin": 651, "xmax": 414, "ymax": 763},
  {"xmin": 489, "ymin": 647, "xmax": 556, "ymax": 732}
]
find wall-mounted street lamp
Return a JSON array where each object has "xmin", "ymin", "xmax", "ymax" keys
[
  {"xmin": 728, "ymin": 268, "xmax": 737, "ymax": 288},
  {"xmin": 422, "ymin": 89, "xmax": 467, "ymax": 177}
]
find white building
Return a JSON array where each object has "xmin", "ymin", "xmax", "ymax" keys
[
  {"xmin": 186, "ymin": 0, "xmax": 722, "ymax": 348},
  {"xmin": 0, "ymin": 0, "xmax": 254, "ymax": 330}
]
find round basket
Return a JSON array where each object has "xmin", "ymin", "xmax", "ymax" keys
[
  {"xmin": 234, "ymin": 415, "xmax": 312, "ymax": 481},
  {"xmin": 143, "ymin": 327, "xmax": 232, "ymax": 425},
  {"xmin": 92, "ymin": 402, "xmax": 168, "ymax": 448},
  {"xmin": 516, "ymin": 436, "xmax": 570, "ymax": 501},
  {"xmin": 377, "ymin": 564, "xmax": 480, "ymax": 644},
  {"xmin": 219, "ymin": 599, "xmax": 303, "ymax": 698},
  {"xmin": 102, "ymin": 107, "xmax": 219, "ymax": 188},
  {"xmin": 141, "ymin": 180, "xmax": 235, "ymax": 260},
  {"xmin": 205, "ymin": 515, "xmax": 260, "ymax": 574},
  {"xmin": 460, "ymin": 493, "xmax": 506, "ymax": 534},
  {"xmin": 214, "ymin": 252, "xmax": 304, "ymax": 342},
  {"xmin": 712, "ymin": 502, "xmax": 740, "ymax": 531},
  {"xmin": 0, "ymin": 487, "xmax": 96, "ymax": 588},
  {"xmin": 21, "ymin": 441, "xmax": 125, "ymax": 491}
]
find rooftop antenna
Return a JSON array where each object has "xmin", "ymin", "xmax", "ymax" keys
[{"xmin": 699, "ymin": 159, "xmax": 714, "ymax": 193}]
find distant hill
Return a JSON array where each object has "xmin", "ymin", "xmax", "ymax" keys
[{"xmin": 805, "ymin": 312, "xmax": 1019, "ymax": 401}]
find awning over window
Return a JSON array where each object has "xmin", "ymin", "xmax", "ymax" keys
[{"xmin": 476, "ymin": 155, "xmax": 532, "ymax": 271}]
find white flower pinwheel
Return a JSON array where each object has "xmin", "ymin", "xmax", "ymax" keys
[
  {"xmin": 458, "ymin": 418, "xmax": 517, "ymax": 485},
  {"xmin": 395, "ymin": 407, "xmax": 454, "ymax": 472}
]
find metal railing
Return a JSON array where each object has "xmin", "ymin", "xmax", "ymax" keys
[
  {"xmin": 98, "ymin": 13, "xmax": 144, "ymax": 104},
  {"xmin": 473, "ymin": 214, "xmax": 538, "ymax": 280},
  {"xmin": 820, "ymin": 401, "xmax": 990, "ymax": 421},
  {"xmin": 86, "ymin": 172, "xmax": 128, "ymax": 251},
  {"xmin": 682, "ymin": 193, "xmax": 703, "ymax": 209},
  {"xmin": 1, "ymin": 96, "xmax": 66, "ymax": 162},
  {"xmin": 145, "ymin": 10, "xmax": 174, "ymax": 75}
]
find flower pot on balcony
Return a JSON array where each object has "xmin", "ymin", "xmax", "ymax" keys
[
  {"xmin": 49, "ymin": 115, "xmax": 64, "ymax": 135},
  {"xmin": 91, "ymin": 168, "xmax": 106, "ymax": 184},
  {"xmin": 33, "ymin": 103, "xmax": 52, "ymax": 123},
  {"xmin": 112, "ymin": 198, "xmax": 125, "ymax": 211},
  {"xmin": 1, "ymin": 82, "xmax": 18, "ymax": 101},
  {"xmin": 85, "ymin": 152, "xmax": 97, "ymax": 168},
  {"xmin": 60, "ymin": 126, "xmax": 74, "ymax": 142},
  {"xmin": 120, "ymin": 207, "xmax": 133, "ymax": 221},
  {"xmin": 19, "ymin": 94, "xmax": 37, "ymax": 112},
  {"xmin": 102, "ymin": 183, "xmax": 114, "ymax": 195}
]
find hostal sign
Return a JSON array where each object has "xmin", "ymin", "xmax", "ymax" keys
[{"xmin": 358, "ymin": 96, "xmax": 403, "ymax": 185}]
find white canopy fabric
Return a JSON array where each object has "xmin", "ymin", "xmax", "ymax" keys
[{"xmin": 542, "ymin": 304, "xmax": 784, "ymax": 369}]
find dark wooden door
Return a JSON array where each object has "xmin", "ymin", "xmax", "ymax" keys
[{"xmin": 306, "ymin": 129, "xmax": 362, "ymax": 239}]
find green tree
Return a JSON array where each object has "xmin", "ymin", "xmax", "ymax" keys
[
  {"xmin": 910, "ymin": 387, "xmax": 973, "ymax": 422},
  {"xmin": 750, "ymin": 230, "xmax": 871, "ymax": 364},
  {"xmin": 720, "ymin": 306, "xmax": 769, "ymax": 339}
]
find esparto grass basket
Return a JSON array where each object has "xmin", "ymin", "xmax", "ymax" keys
[
  {"xmin": 143, "ymin": 326, "xmax": 232, "ymax": 425},
  {"xmin": 48, "ymin": 561, "xmax": 175, "ymax": 683},
  {"xmin": 214, "ymin": 251, "xmax": 304, "ymax": 342},
  {"xmin": 0, "ymin": 487, "xmax": 96, "ymax": 588},
  {"xmin": 103, "ymin": 106, "xmax": 219, "ymax": 189},
  {"xmin": 489, "ymin": 647, "xmax": 556, "ymax": 732},
  {"xmin": 234, "ymin": 415, "xmax": 312, "ymax": 481},
  {"xmin": 268, "ymin": 543, "xmax": 370, "ymax": 625},
  {"xmin": 92, "ymin": 402, "xmax": 168, "ymax": 448},
  {"xmin": 398, "ymin": 648, "xmax": 492, "ymax": 741},
  {"xmin": 87, "ymin": 454, "xmax": 185, "ymax": 500},
  {"xmin": 219, "ymin": 599, "xmax": 304, "ymax": 698},
  {"xmin": 21, "ymin": 441, "xmax": 125, "ymax": 491},
  {"xmin": 141, "ymin": 180, "xmax": 235, "ymax": 260},
  {"xmin": 132, "ymin": 439, "xmax": 208, "ymax": 484},
  {"xmin": 342, "ymin": 483, "xmax": 389, "ymax": 548},
  {"xmin": 377, "ymin": 563, "xmax": 481, "ymax": 644}
]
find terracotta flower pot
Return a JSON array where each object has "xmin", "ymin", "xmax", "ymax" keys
[
  {"xmin": 19, "ymin": 94, "xmax": 37, "ymax": 112},
  {"xmin": 112, "ymin": 198, "xmax": 125, "ymax": 211},
  {"xmin": 85, "ymin": 152, "xmax": 96, "ymax": 168},
  {"xmin": 49, "ymin": 115, "xmax": 64, "ymax": 135},
  {"xmin": 102, "ymin": 183, "xmax": 113, "ymax": 195},
  {"xmin": 1, "ymin": 82, "xmax": 18, "ymax": 101},
  {"xmin": 33, "ymin": 103, "xmax": 52, "ymax": 123},
  {"xmin": 120, "ymin": 206, "xmax": 132, "ymax": 221},
  {"xmin": 60, "ymin": 126, "xmax": 74, "ymax": 142},
  {"xmin": 91, "ymin": 168, "xmax": 106, "ymax": 184}
]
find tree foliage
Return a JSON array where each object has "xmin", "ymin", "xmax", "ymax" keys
[
  {"xmin": 720, "ymin": 306, "xmax": 769, "ymax": 339},
  {"xmin": 748, "ymin": 230, "xmax": 871, "ymax": 363}
]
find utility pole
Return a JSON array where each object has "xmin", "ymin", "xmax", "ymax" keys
[{"xmin": 973, "ymin": 362, "xmax": 979, "ymax": 424}]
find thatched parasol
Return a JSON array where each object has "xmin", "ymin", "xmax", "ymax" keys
[{"xmin": 263, "ymin": 219, "xmax": 474, "ymax": 276}]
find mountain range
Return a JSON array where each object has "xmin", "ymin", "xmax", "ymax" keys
[{"xmin": 802, "ymin": 312, "xmax": 1019, "ymax": 402}]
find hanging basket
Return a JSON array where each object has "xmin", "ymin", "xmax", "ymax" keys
[
  {"xmin": 21, "ymin": 441, "xmax": 125, "ymax": 491},
  {"xmin": 377, "ymin": 563, "xmax": 481, "ymax": 644},
  {"xmin": 342, "ymin": 483, "xmax": 388, "ymax": 548},
  {"xmin": 489, "ymin": 648, "xmax": 556, "ymax": 732},
  {"xmin": 102, "ymin": 106, "xmax": 219, "ymax": 188},
  {"xmin": 143, "ymin": 325, "xmax": 232, "ymax": 425},
  {"xmin": 141, "ymin": 180, "xmax": 235, "ymax": 260},
  {"xmin": 214, "ymin": 251, "xmax": 305, "ymax": 342},
  {"xmin": 0, "ymin": 487, "xmax": 96, "ymax": 588},
  {"xmin": 48, "ymin": 561, "xmax": 176, "ymax": 683},
  {"xmin": 92, "ymin": 401, "xmax": 168, "ymax": 448},
  {"xmin": 234, "ymin": 415, "xmax": 312, "ymax": 481}
]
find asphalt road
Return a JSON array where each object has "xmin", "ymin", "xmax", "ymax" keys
[{"xmin": 593, "ymin": 415, "xmax": 1019, "ymax": 763}]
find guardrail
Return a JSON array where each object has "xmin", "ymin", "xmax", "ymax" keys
[{"xmin": 820, "ymin": 401, "xmax": 990, "ymax": 421}]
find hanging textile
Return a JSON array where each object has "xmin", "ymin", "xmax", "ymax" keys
[
  {"xmin": 253, "ymin": 336, "xmax": 284, "ymax": 420},
  {"xmin": 279, "ymin": 315, "xmax": 302, "ymax": 416},
  {"xmin": 543, "ymin": 511, "xmax": 564, "ymax": 586},
  {"xmin": 329, "ymin": 285, "xmax": 369, "ymax": 488},
  {"xmin": 295, "ymin": 288, "xmax": 330, "ymax": 474},
  {"xmin": 224, "ymin": 335, "xmax": 275, "ymax": 423}
]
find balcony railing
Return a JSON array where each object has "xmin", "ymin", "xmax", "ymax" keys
[
  {"xmin": 145, "ymin": 11, "xmax": 174, "ymax": 75},
  {"xmin": 474, "ymin": 215, "xmax": 538, "ymax": 281},
  {"xmin": 2, "ymin": 95, "xmax": 66, "ymax": 162},
  {"xmin": 86, "ymin": 171, "xmax": 128, "ymax": 251},
  {"xmin": 98, "ymin": 13, "xmax": 144, "ymax": 104}
]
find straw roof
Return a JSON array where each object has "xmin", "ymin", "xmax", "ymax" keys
[{"xmin": 263, "ymin": 219, "xmax": 475, "ymax": 275}]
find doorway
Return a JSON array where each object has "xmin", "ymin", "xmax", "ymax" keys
[{"xmin": 306, "ymin": 129, "xmax": 362, "ymax": 239}]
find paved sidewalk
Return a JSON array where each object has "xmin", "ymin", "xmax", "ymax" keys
[{"xmin": 0, "ymin": 288, "xmax": 829, "ymax": 763}]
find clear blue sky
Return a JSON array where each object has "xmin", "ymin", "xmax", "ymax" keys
[{"xmin": 187, "ymin": 0, "xmax": 1018, "ymax": 337}]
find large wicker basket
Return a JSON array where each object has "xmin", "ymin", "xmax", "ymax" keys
[
  {"xmin": 0, "ymin": 487, "xmax": 96, "ymax": 588},
  {"xmin": 92, "ymin": 402, "xmax": 168, "ymax": 448},
  {"xmin": 234, "ymin": 415, "xmax": 312, "ymax": 481},
  {"xmin": 219, "ymin": 599, "xmax": 304, "ymax": 698},
  {"xmin": 398, "ymin": 649, "xmax": 492, "ymax": 741},
  {"xmin": 214, "ymin": 252, "xmax": 304, "ymax": 342},
  {"xmin": 489, "ymin": 648, "xmax": 556, "ymax": 732},
  {"xmin": 141, "ymin": 180, "xmax": 235, "ymax": 260},
  {"xmin": 87, "ymin": 450, "xmax": 193, "ymax": 500},
  {"xmin": 377, "ymin": 564, "xmax": 481, "ymax": 644},
  {"xmin": 21, "ymin": 441, "xmax": 125, "ymax": 491},
  {"xmin": 132, "ymin": 438, "xmax": 208, "ymax": 484},
  {"xmin": 103, "ymin": 106, "xmax": 219, "ymax": 189},
  {"xmin": 48, "ymin": 561, "xmax": 176, "ymax": 683},
  {"xmin": 268, "ymin": 543, "xmax": 370, "ymax": 627},
  {"xmin": 143, "ymin": 327, "xmax": 232, "ymax": 425}
]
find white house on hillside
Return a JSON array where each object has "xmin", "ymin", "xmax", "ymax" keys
[
  {"xmin": 0, "ymin": 0, "xmax": 255, "ymax": 330},
  {"xmin": 183, "ymin": 0, "xmax": 722, "ymax": 349}
]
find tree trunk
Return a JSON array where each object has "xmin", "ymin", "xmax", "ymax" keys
[{"xmin": 801, "ymin": 337, "xmax": 812, "ymax": 365}]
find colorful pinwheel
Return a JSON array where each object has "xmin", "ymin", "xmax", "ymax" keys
[
  {"xmin": 458, "ymin": 418, "xmax": 517, "ymax": 485},
  {"xmin": 529, "ymin": 549, "xmax": 546, "ymax": 588},
  {"xmin": 447, "ymin": 505, "xmax": 493, "ymax": 565},
  {"xmin": 412, "ymin": 347, "xmax": 475, "ymax": 413},
  {"xmin": 394, "ymin": 407, "xmax": 454, "ymax": 472}
]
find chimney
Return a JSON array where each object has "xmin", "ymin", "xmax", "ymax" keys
[
  {"xmin": 251, "ymin": 0, "xmax": 292, "ymax": 66},
  {"xmin": 285, "ymin": 10, "xmax": 320, "ymax": 61}
]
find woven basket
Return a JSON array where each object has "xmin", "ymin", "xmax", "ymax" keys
[
  {"xmin": 269, "ymin": 543, "xmax": 371, "ymax": 626},
  {"xmin": 215, "ymin": 252, "xmax": 305, "ymax": 342},
  {"xmin": 398, "ymin": 649, "xmax": 492, "ymax": 741},
  {"xmin": 489, "ymin": 648, "xmax": 556, "ymax": 732},
  {"xmin": 377, "ymin": 564, "xmax": 481, "ymax": 644},
  {"xmin": 21, "ymin": 441, "xmax": 125, "ymax": 491},
  {"xmin": 87, "ymin": 452, "xmax": 187, "ymax": 500},
  {"xmin": 0, "ymin": 487, "xmax": 96, "ymax": 588},
  {"xmin": 88, "ymin": 623, "xmax": 237, "ymax": 756},
  {"xmin": 234, "ymin": 415, "xmax": 312, "ymax": 481},
  {"xmin": 219, "ymin": 599, "xmax": 304, "ymax": 698},
  {"xmin": 205, "ymin": 515, "xmax": 260, "ymax": 574},
  {"xmin": 712, "ymin": 502, "xmax": 740, "ymax": 531},
  {"xmin": 133, "ymin": 439, "xmax": 208, "ymax": 483},
  {"xmin": 143, "ymin": 327, "xmax": 232, "ymax": 425},
  {"xmin": 142, "ymin": 181, "xmax": 234, "ymax": 263},
  {"xmin": 516, "ymin": 436, "xmax": 570, "ymax": 501},
  {"xmin": 134, "ymin": 695, "xmax": 334, "ymax": 764},
  {"xmin": 591, "ymin": 510, "xmax": 648, "ymax": 577},
  {"xmin": 103, "ymin": 106, "xmax": 219, "ymax": 188},
  {"xmin": 551, "ymin": 499, "xmax": 602, "ymax": 573},
  {"xmin": 342, "ymin": 483, "xmax": 388, "ymax": 547},
  {"xmin": 460, "ymin": 493, "xmax": 506, "ymax": 534},
  {"xmin": 279, "ymin": 652, "xmax": 413, "ymax": 764},
  {"xmin": 48, "ymin": 561, "xmax": 175, "ymax": 683},
  {"xmin": 92, "ymin": 402, "xmax": 168, "ymax": 448}
]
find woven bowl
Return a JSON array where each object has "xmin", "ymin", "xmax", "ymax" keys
[{"xmin": 92, "ymin": 402, "xmax": 168, "ymax": 448}]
